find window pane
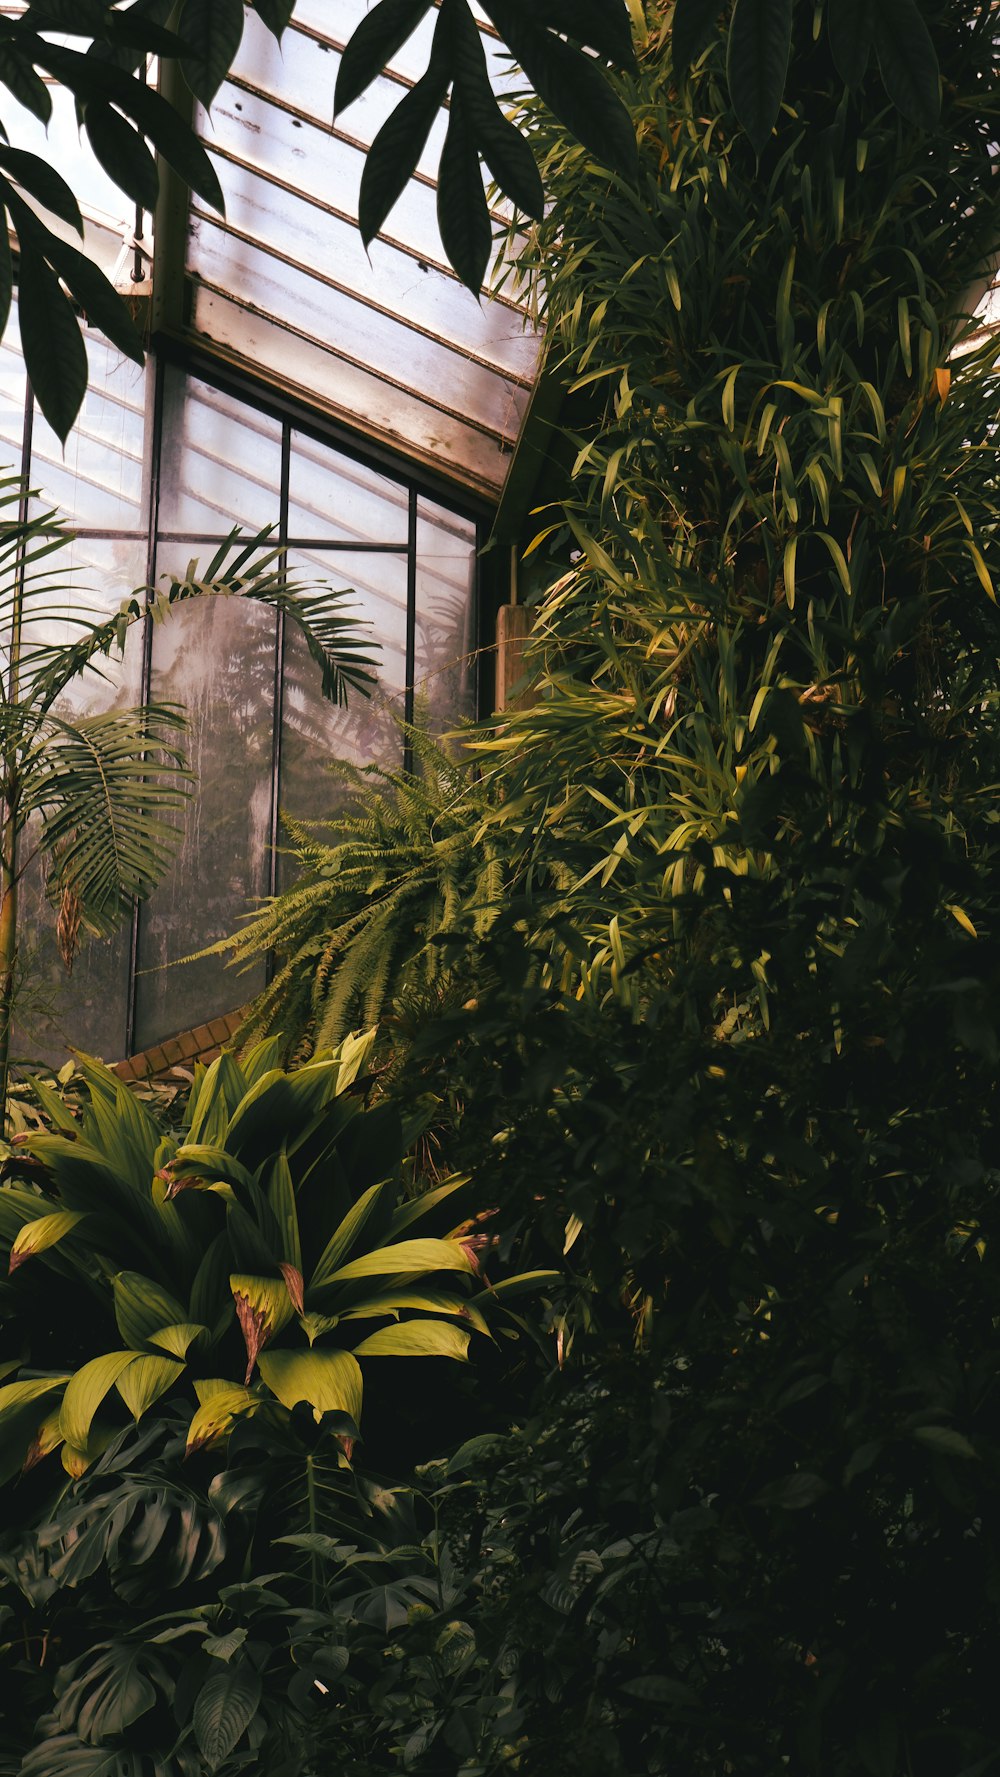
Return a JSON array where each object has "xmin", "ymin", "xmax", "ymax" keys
[
  {"xmin": 279, "ymin": 549, "xmax": 406, "ymax": 837},
  {"xmin": 133, "ymin": 588, "xmax": 277, "ymax": 1050},
  {"xmin": 414, "ymin": 499, "xmax": 477, "ymax": 731},
  {"xmin": 287, "ymin": 430, "xmax": 408, "ymax": 545},
  {"xmin": 29, "ymin": 334, "xmax": 149, "ymax": 533},
  {"xmin": 157, "ymin": 368, "xmax": 282, "ymax": 535}
]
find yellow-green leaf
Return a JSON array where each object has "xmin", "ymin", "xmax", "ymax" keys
[
  {"xmin": 9, "ymin": 1209, "xmax": 88, "ymax": 1273},
  {"xmin": 309, "ymin": 1180, "xmax": 392, "ymax": 1291},
  {"xmin": 60, "ymin": 1351, "xmax": 138, "ymax": 1450},
  {"xmin": 258, "ymin": 1347, "xmax": 363, "ymax": 1422},
  {"xmin": 946, "ymin": 904, "xmax": 978, "ymax": 938},
  {"xmin": 966, "ymin": 541, "xmax": 996, "ymax": 602},
  {"xmin": 149, "ymin": 1321, "xmax": 209, "ymax": 1359},
  {"xmin": 116, "ymin": 1354, "xmax": 184, "ymax": 1422},
  {"xmin": 318, "ymin": 1238, "xmax": 477, "ymax": 1290},
  {"xmin": 186, "ymin": 1386, "xmax": 259, "ymax": 1455},
  {"xmin": 351, "ymin": 1320, "xmax": 471, "ymax": 1361}
]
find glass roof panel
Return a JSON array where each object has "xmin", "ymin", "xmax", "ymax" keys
[{"xmin": 183, "ymin": 5, "xmax": 542, "ymax": 497}]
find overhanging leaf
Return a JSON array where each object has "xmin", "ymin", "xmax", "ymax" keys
[
  {"xmin": 335, "ymin": 0, "xmax": 434, "ymax": 115},
  {"xmin": 873, "ymin": 0, "xmax": 941, "ymax": 123},
  {"xmin": 827, "ymin": 0, "xmax": 875, "ymax": 89},
  {"xmin": 351, "ymin": 1319, "xmax": 471, "ymax": 1360},
  {"xmin": 178, "ymin": 0, "xmax": 244, "ymax": 107},
  {"xmin": 671, "ymin": 0, "xmax": 727, "ymax": 74},
  {"xmin": 726, "ymin": 0, "xmax": 793, "ymax": 154}
]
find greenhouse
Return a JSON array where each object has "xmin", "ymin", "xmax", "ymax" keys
[{"xmin": 0, "ymin": 3, "xmax": 998, "ymax": 1773}]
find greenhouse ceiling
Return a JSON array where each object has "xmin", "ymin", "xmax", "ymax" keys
[{"xmin": 1, "ymin": 0, "xmax": 544, "ymax": 502}]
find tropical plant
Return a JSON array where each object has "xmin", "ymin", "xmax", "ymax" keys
[
  {"xmin": 0, "ymin": 495, "xmax": 376, "ymax": 1113},
  {"xmin": 206, "ymin": 725, "xmax": 511, "ymax": 1061},
  {"xmin": 277, "ymin": 0, "xmax": 1000, "ymax": 1767},
  {"xmin": 0, "ymin": 1031, "xmax": 552, "ymax": 1479}
]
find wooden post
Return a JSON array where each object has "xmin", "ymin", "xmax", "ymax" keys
[{"xmin": 495, "ymin": 603, "xmax": 534, "ymax": 711}]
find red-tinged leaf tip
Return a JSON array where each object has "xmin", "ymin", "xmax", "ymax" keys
[
  {"xmin": 279, "ymin": 1262, "xmax": 305, "ymax": 1315},
  {"xmin": 337, "ymin": 1432, "xmax": 355, "ymax": 1461},
  {"xmin": 234, "ymin": 1290, "xmax": 274, "ymax": 1383}
]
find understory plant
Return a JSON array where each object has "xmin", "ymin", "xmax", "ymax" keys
[{"xmin": 0, "ymin": 1032, "xmax": 546, "ymax": 1477}]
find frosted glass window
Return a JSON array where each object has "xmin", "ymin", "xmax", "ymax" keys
[
  {"xmin": 133, "ymin": 591, "xmax": 277, "ymax": 1050},
  {"xmin": 9, "ymin": 353, "xmax": 483, "ymax": 1063},
  {"xmin": 157, "ymin": 369, "xmax": 283, "ymax": 535},
  {"xmin": 415, "ymin": 499, "xmax": 477, "ymax": 730},
  {"xmin": 29, "ymin": 338, "xmax": 148, "ymax": 532},
  {"xmin": 279, "ymin": 548, "xmax": 407, "ymax": 837},
  {"xmin": 288, "ymin": 429, "xmax": 408, "ymax": 545}
]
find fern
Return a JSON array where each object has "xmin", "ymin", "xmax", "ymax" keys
[{"xmin": 206, "ymin": 727, "xmax": 512, "ymax": 1057}]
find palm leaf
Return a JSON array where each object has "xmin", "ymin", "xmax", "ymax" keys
[{"xmin": 21, "ymin": 704, "xmax": 191, "ymax": 933}]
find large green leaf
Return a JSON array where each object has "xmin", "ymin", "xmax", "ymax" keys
[
  {"xmin": 385, "ymin": 1175, "xmax": 470, "ymax": 1240},
  {"xmin": 59, "ymin": 1351, "xmax": 138, "ymax": 1450},
  {"xmin": 193, "ymin": 1662, "xmax": 262, "ymax": 1772},
  {"xmin": 8, "ymin": 1208, "xmax": 88, "ymax": 1272},
  {"xmin": 827, "ymin": 0, "xmax": 875, "ymax": 89},
  {"xmin": 351, "ymin": 1319, "xmax": 471, "ymax": 1360},
  {"xmin": 258, "ymin": 1347, "xmax": 363, "ymax": 1421},
  {"xmin": 0, "ymin": 143, "xmax": 82, "ymax": 229},
  {"xmin": 873, "ymin": 0, "xmax": 941, "ymax": 124},
  {"xmin": 115, "ymin": 1354, "xmax": 183, "ymax": 1421},
  {"xmin": 671, "ymin": 0, "xmax": 727, "ymax": 74},
  {"xmin": 83, "ymin": 100, "xmax": 159, "ymax": 210},
  {"xmin": 726, "ymin": 0, "xmax": 793, "ymax": 154},
  {"xmin": 335, "ymin": 0, "xmax": 434, "ymax": 114},
  {"xmin": 317, "ymin": 1237, "xmax": 477, "ymax": 1289},
  {"xmin": 14, "ymin": 235, "xmax": 87, "ymax": 444},
  {"xmin": 436, "ymin": 83, "xmax": 493, "ymax": 292},
  {"xmin": 0, "ymin": 1373, "xmax": 69, "ymax": 1424},
  {"xmin": 55, "ymin": 1641, "xmax": 167, "ymax": 1744},
  {"xmin": 358, "ymin": 60, "xmax": 451, "ymax": 249},
  {"xmin": 178, "ymin": 0, "xmax": 244, "ymax": 106},
  {"xmin": 113, "ymin": 1272, "xmax": 188, "ymax": 1349},
  {"xmin": 186, "ymin": 1383, "xmax": 259, "ymax": 1455},
  {"xmin": 485, "ymin": 0, "xmax": 638, "ymax": 179}
]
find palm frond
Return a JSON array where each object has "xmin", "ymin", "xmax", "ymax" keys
[
  {"xmin": 158, "ymin": 529, "xmax": 380, "ymax": 707},
  {"xmin": 21, "ymin": 704, "xmax": 191, "ymax": 935}
]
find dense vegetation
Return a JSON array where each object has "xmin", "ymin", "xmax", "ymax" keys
[{"xmin": 0, "ymin": 0, "xmax": 999, "ymax": 1771}]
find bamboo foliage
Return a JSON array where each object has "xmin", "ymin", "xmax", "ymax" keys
[{"xmin": 474, "ymin": 0, "xmax": 1000, "ymax": 1010}]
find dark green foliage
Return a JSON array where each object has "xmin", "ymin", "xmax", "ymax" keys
[{"xmin": 211, "ymin": 728, "xmax": 510, "ymax": 1059}]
